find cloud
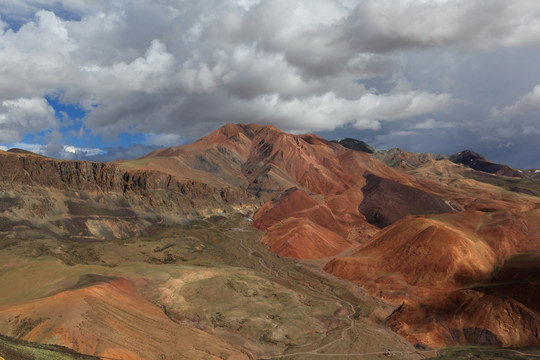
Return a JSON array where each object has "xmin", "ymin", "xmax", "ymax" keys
[
  {"xmin": 497, "ymin": 142, "xmax": 515, "ymax": 149},
  {"xmin": 144, "ymin": 133, "xmax": 184, "ymax": 147},
  {"xmin": 0, "ymin": 0, "xmax": 539, "ymax": 167},
  {"xmin": 410, "ymin": 118, "xmax": 458, "ymax": 130},
  {"xmin": 354, "ymin": 91, "xmax": 454, "ymax": 122},
  {"xmin": 491, "ymin": 84, "xmax": 540, "ymax": 117},
  {"xmin": 4, "ymin": 142, "xmax": 46, "ymax": 154},
  {"xmin": 0, "ymin": 0, "xmax": 460, "ymax": 144},
  {"xmin": 343, "ymin": 0, "xmax": 540, "ymax": 52},
  {"xmin": 62, "ymin": 145, "xmax": 105, "ymax": 157},
  {"xmin": 523, "ymin": 125, "xmax": 540, "ymax": 135},
  {"xmin": 0, "ymin": 97, "xmax": 56, "ymax": 142},
  {"xmin": 383, "ymin": 130, "xmax": 418, "ymax": 137}
]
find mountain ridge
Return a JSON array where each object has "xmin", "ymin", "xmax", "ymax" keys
[{"xmin": 334, "ymin": 138, "xmax": 535, "ymax": 178}]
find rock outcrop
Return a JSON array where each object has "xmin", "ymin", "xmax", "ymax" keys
[{"xmin": 0, "ymin": 149, "xmax": 259, "ymax": 241}]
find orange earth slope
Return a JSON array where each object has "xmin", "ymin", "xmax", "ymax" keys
[
  {"xmin": 138, "ymin": 123, "xmax": 459, "ymax": 259},
  {"xmin": 324, "ymin": 154, "xmax": 540, "ymax": 348},
  {"xmin": 0, "ymin": 276, "xmax": 248, "ymax": 360}
]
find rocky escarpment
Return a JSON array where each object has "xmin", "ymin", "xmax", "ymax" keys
[{"xmin": 0, "ymin": 151, "xmax": 260, "ymax": 241}]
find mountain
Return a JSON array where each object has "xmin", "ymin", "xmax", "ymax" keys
[
  {"xmin": 336, "ymin": 139, "xmax": 527, "ymax": 179},
  {"xmin": 0, "ymin": 146, "xmax": 260, "ymax": 242},
  {"xmin": 449, "ymin": 150, "xmax": 526, "ymax": 178},
  {"xmin": 1, "ymin": 123, "xmax": 540, "ymax": 358},
  {"xmin": 331, "ymin": 138, "xmax": 375, "ymax": 153},
  {"xmin": 134, "ymin": 123, "xmax": 456, "ymax": 258},
  {"xmin": 324, "ymin": 152, "xmax": 540, "ymax": 348}
]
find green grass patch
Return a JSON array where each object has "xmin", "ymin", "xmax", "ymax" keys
[{"xmin": 0, "ymin": 334, "xmax": 98, "ymax": 360}]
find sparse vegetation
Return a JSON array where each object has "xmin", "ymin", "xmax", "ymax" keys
[
  {"xmin": 429, "ymin": 346, "xmax": 540, "ymax": 359},
  {"xmin": 467, "ymin": 172, "xmax": 540, "ymax": 197},
  {"xmin": 0, "ymin": 334, "xmax": 98, "ymax": 360},
  {"xmin": 0, "ymin": 214, "xmax": 416, "ymax": 359}
]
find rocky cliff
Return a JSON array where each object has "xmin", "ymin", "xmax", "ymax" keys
[{"xmin": 0, "ymin": 150, "xmax": 260, "ymax": 241}]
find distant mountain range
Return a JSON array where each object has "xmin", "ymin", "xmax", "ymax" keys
[
  {"xmin": 1, "ymin": 123, "xmax": 539, "ymax": 358},
  {"xmin": 334, "ymin": 138, "xmax": 539, "ymax": 179}
]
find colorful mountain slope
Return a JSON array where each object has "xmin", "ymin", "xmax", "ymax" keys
[
  {"xmin": 125, "ymin": 123, "xmax": 457, "ymax": 259},
  {"xmin": 324, "ymin": 152, "xmax": 540, "ymax": 348},
  {"xmin": 0, "ymin": 277, "xmax": 248, "ymax": 360},
  {"xmin": 2, "ymin": 124, "xmax": 540, "ymax": 354}
]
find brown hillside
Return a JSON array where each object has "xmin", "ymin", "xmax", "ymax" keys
[
  {"xmin": 387, "ymin": 289, "xmax": 540, "ymax": 349},
  {"xmin": 0, "ymin": 277, "xmax": 248, "ymax": 359},
  {"xmin": 136, "ymin": 123, "xmax": 453, "ymax": 259},
  {"xmin": 325, "ymin": 154, "xmax": 540, "ymax": 347}
]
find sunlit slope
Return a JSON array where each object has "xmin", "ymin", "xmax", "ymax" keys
[
  {"xmin": 0, "ymin": 215, "xmax": 420, "ymax": 359},
  {"xmin": 325, "ymin": 155, "xmax": 540, "ymax": 348}
]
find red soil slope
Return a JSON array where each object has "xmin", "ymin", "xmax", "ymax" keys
[
  {"xmin": 253, "ymin": 188, "xmax": 351, "ymax": 259},
  {"xmin": 326, "ymin": 206, "xmax": 540, "ymax": 294},
  {"xmin": 139, "ymin": 123, "xmax": 458, "ymax": 259},
  {"xmin": 388, "ymin": 289, "xmax": 540, "ymax": 348},
  {"xmin": 325, "ymin": 164, "xmax": 540, "ymax": 348},
  {"xmin": 324, "ymin": 215, "xmax": 496, "ymax": 300},
  {"xmin": 260, "ymin": 217, "xmax": 351, "ymax": 259},
  {"xmin": 0, "ymin": 277, "xmax": 248, "ymax": 359}
]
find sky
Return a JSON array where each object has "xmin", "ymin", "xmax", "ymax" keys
[{"xmin": 0, "ymin": 1, "xmax": 540, "ymax": 168}]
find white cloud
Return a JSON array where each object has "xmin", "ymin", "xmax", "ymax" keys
[
  {"xmin": 63, "ymin": 145, "xmax": 105, "ymax": 156},
  {"xmin": 343, "ymin": 0, "xmax": 540, "ymax": 52},
  {"xmin": 0, "ymin": 0, "xmax": 109, "ymax": 22},
  {"xmin": 6, "ymin": 142, "xmax": 46, "ymax": 154},
  {"xmin": 78, "ymin": 39, "xmax": 176, "ymax": 96},
  {"xmin": 354, "ymin": 91, "xmax": 454, "ymax": 122},
  {"xmin": 497, "ymin": 142, "xmax": 515, "ymax": 149},
  {"xmin": 0, "ymin": 0, "xmax": 460, "ymax": 140},
  {"xmin": 228, "ymin": 89, "xmax": 454, "ymax": 133},
  {"xmin": 491, "ymin": 84, "xmax": 540, "ymax": 117},
  {"xmin": 522, "ymin": 125, "xmax": 540, "ymax": 135},
  {"xmin": 352, "ymin": 119, "xmax": 381, "ymax": 131},
  {"xmin": 144, "ymin": 133, "xmax": 183, "ymax": 147},
  {"xmin": 386, "ymin": 130, "xmax": 417, "ymax": 137},
  {"xmin": 410, "ymin": 118, "xmax": 458, "ymax": 130},
  {"xmin": 0, "ymin": 97, "xmax": 56, "ymax": 142},
  {"xmin": 0, "ymin": 145, "xmax": 7, "ymax": 151}
]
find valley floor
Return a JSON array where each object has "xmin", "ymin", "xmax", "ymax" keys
[{"xmin": 0, "ymin": 213, "xmax": 419, "ymax": 360}]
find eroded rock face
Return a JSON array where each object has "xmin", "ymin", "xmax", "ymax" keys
[
  {"xmin": 0, "ymin": 151, "xmax": 260, "ymax": 241},
  {"xmin": 387, "ymin": 289, "xmax": 540, "ymax": 348}
]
